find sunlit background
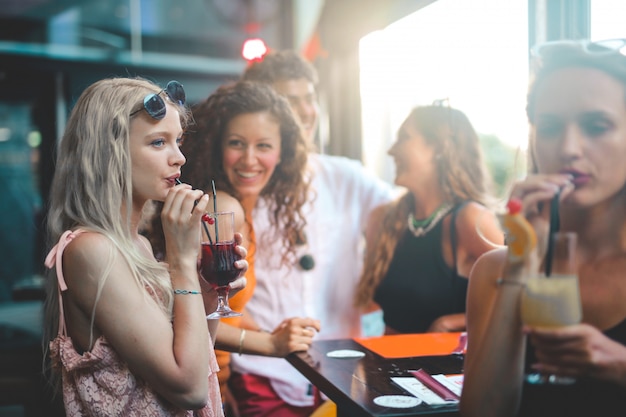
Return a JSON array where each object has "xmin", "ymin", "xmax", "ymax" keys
[{"xmin": 360, "ymin": 0, "xmax": 626, "ymax": 197}]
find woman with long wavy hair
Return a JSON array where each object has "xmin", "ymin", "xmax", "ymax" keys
[
  {"xmin": 146, "ymin": 80, "xmax": 321, "ymax": 417},
  {"xmin": 461, "ymin": 38, "xmax": 626, "ymax": 417},
  {"xmin": 354, "ymin": 104, "xmax": 503, "ymax": 334},
  {"xmin": 43, "ymin": 77, "xmax": 248, "ymax": 416}
]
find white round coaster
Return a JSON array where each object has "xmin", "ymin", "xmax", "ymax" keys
[
  {"xmin": 373, "ymin": 395, "xmax": 422, "ymax": 408},
  {"xmin": 325, "ymin": 349, "xmax": 366, "ymax": 358}
]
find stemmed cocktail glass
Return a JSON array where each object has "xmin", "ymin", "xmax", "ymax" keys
[{"xmin": 199, "ymin": 211, "xmax": 243, "ymax": 319}]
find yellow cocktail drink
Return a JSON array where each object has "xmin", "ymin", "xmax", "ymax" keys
[{"xmin": 521, "ymin": 274, "xmax": 581, "ymax": 327}]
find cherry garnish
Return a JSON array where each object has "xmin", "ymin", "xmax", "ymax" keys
[{"xmin": 506, "ymin": 198, "xmax": 523, "ymax": 214}]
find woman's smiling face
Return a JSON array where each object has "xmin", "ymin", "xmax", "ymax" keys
[
  {"xmin": 222, "ymin": 111, "xmax": 282, "ymax": 201},
  {"xmin": 388, "ymin": 120, "xmax": 437, "ymax": 193}
]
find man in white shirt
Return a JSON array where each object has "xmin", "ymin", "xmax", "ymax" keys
[{"xmin": 230, "ymin": 50, "xmax": 395, "ymax": 417}]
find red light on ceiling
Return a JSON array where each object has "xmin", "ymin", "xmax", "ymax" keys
[{"xmin": 242, "ymin": 38, "xmax": 268, "ymax": 62}]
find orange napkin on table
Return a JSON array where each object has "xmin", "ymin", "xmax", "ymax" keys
[{"xmin": 353, "ymin": 332, "xmax": 465, "ymax": 358}]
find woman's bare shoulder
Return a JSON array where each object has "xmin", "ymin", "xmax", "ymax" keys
[
  {"xmin": 214, "ymin": 191, "xmax": 247, "ymax": 241},
  {"xmin": 63, "ymin": 231, "xmax": 113, "ymax": 263},
  {"xmin": 455, "ymin": 201, "xmax": 497, "ymax": 228},
  {"xmin": 456, "ymin": 201, "xmax": 505, "ymax": 249},
  {"xmin": 215, "ymin": 191, "xmax": 243, "ymax": 214},
  {"xmin": 62, "ymin": 232, "xmax": 120, "ymax": 285}
]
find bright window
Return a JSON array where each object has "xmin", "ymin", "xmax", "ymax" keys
[
  {"xmin": 591, "ymin": 0, "xmax": 626, "ymax": 40},
  {"xmin": 360, "ymin": 0, "xmax": 528, "ymax": 192}
]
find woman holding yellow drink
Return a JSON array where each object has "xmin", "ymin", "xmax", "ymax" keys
[{"xmin": 460, "ymin": 39, "xmax": 626, "ymax": 417}]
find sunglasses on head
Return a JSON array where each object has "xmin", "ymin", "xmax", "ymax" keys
[
  {"xmin": 131, "ymin": 80, "xmax": 186, "ymax": 120},
  {"xmin": 432, "ymin": 97, "xmax": 450, "ymax": 107},
  {"xmin": 432, "ymin": 97, "xmax": 456, "ymax": 138}
]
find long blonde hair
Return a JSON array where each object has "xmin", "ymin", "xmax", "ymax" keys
[
  {"xmin": 43, "ymin": 77, "xmax": 189, "ymax": 373},
  {"xmin": 354, "ymin": 105, "xmax": 493, "ymax": 308}
]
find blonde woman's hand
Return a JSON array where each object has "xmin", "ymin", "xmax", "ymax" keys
[
  {"xmin": 161, "ymin": 184, "xmax": 209, "ymax": 268},
  {"xmin": 269, "ymin": 317, "xmax": 321, "ymax": 357}
]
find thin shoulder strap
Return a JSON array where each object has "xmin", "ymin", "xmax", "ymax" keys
[
  {"xmin": 44, "ymin": 229, "xmax": 87, "ymax": 336},
  {"xmin": 449, "ymin": 201, "xmax": 469, "ymax": 276}
]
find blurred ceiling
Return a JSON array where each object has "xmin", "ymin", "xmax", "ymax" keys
[
  {"xmin": 0, "ymin": 0, "xmax": 287, "ymax": 51},
  {"xmin": 0, "ymin": 0, "xmax": 296, "ymax": 75},
  {"xmin": 0, "ymin": 0, "xmax": 434, "ymax": 60},
  {"xmin": 0, "ymin": 0, "xmax": 434, "ymax": 98}
]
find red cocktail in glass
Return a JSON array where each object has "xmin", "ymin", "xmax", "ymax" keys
[{"xmin": 200, "ymin": 211, "xmax": 242, "ymax": 319}]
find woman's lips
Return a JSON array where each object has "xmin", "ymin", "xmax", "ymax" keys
[
  {"xmin": 561, "ymin": 170, "xmax": 590, "ymax": 187},
  {"xmin": 571, "ymin": 174, "xmax": 590, "ymax": 186}
]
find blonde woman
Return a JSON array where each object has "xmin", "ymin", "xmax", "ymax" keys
[{"xmin": 43, "ymin": 77, "xmax": 247, "ymax": 416}]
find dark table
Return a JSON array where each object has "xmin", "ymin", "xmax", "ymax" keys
[{"xmin": 286, "ymin": 338, "xmax": 463, "ymax": 417}]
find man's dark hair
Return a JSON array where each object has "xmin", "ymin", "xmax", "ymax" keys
[{"xmin": 242, "ymin": 50, "xmax": 318, "ymax": 85}]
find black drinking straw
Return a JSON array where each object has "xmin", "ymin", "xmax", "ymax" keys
[
  {"xmin": 544, "ymin": 189, "xmax": 561, "ymax": 277},
  {"xmin": 211, "ymin": 180, "xmax": 219, "ymax": 242},
  {"xmin": 202, "ymin": 216, "xmax": 214, "ymax": 247},
  {"xmin": 176, "ymin": 178, "xmax": 213, "ymax": 245}
]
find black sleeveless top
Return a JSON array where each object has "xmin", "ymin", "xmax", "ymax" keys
[
  {"xmin": 518, "ymin": 317, "xmax": 626, "ymax": 416},
  {"xmin": 373, "ymin": 205, "xmax": 468, "ymax": 333}
]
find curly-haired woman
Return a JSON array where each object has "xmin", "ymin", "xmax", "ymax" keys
[{"xmin": 147, "ymin": 80, "xmax": 321, "ymax": 417}]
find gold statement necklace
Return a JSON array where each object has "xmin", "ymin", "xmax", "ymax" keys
[{"xmin": 407, "ymin": 203, "xmax": 454, "ymax": 237}]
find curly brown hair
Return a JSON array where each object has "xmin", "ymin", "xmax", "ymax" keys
[
  {"xmin": 354, "ymin": 104, "xmax": 494, "ymax": 308},
  {"xmin": 155, "ymin": 80, "xmax": 310, "ymax": 266}
]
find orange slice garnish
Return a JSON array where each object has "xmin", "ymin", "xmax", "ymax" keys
[{"xmin": 502, "ymin": 198, "xmax": 537, "ymax": 262}]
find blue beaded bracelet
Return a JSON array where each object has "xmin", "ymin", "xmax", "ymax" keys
[{"xmin": 173, "ymin": 289, "xmax": 201, "ymax": 295}]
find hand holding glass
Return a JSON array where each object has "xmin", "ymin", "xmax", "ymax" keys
[
  {"xmin": 199, "ymin": 211, "xmax": 243, "ymax": 319},
  {"xmin": 520, "ymin": 231, "xmax": 581, "ymax": 384}
]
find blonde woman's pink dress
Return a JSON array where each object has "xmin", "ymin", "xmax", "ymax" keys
[{"xmin": 45, "ymin": 229, "xmax": 224, "ymax": 417}]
